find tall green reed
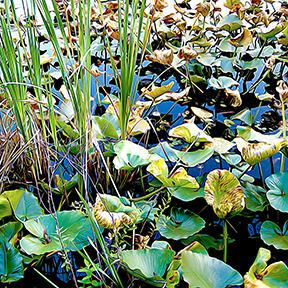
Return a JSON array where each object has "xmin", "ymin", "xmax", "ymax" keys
[{"xmin": 98, "ymin": 0, "xmax": 152, "ymax": 140}]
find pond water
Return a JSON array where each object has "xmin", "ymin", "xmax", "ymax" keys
[{"xmin": 2, "ymin": 0, "xmax": 288, "ymax": 287}]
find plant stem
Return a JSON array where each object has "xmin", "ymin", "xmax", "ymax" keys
[
  {"xmin": 130, "ymin": 186, "xmax": 166, "ymax": 202},
  {"xmin": 223, "ymin": 219, "xmax": 228, "ymax": 263},
  {"xmin": 281, "ymin": 101, "xmax": 286, "ymax": 172},
  {"xmin": 258, "ymin": 162, "xmax": 265, "ymax": 188},
  {"xmin": 237, "ymin": 165, "xmax": 251, "ymax": 180}
]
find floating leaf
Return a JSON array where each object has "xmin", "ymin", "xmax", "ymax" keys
[
  {"xmin": 157, "ymin": 207, "xmax": 205, "ymax": 240},
  {"xmin": 147, "ymin": 158, "xmax": 201, "ymax": 201},
  {"xmin": 242, "ymin": 182, "xmax": 268, "ymax": 212},
  {"xmin": 0, "ymin": 241, "xmax": 23, "ymax": 283},
  {"xmin": 260, "ymin": 220, "xmax": 288, "ymax": 250},
  {"xmin": 260, "ymin": 21, "xmax": 288, "ymax": 39},
  {"xmin": 121, "ymin": 249, "xmax": 175, "ymax": 286},
  {"xmin": 169, "ymin": 120, "xmax": 214, "ymax": 143},
  {"xmin": 181, "ymin": 251, "xmax": 243, "ymax": 287},
  {"xmin": 237, "ymin": 58, "xmax": 265, "ymax": 70},
  {"xmin": 143, "ymin": 82, "xmax": 174, "ymax": 100},
  {"xmin": 149, "ymin": 141, "xmax": 215, "ymax": 167},
  {"xmin": 204, "ymin": 169, "xmax": 245, "ymax": 219},
  {"xmin": 232, "ymin": 108, "xmax": 253, "ymax": 126},
  {"xmin": 191, "ymin": 107, "xmax": 213, "ymax": 121},
  {"xmin": 209, "ymin": 76, "xmax": 239, "ymax": 90},
  {"xmin": 113, "ymin": 140, "xmax": 161, "ymax": 171},
  {"xmin": 4, "ymin": 190, "xmax": 44, "ymax": 222},
  {"xmin": 93, "ymin": 196, "xmax": 132, "ymax": 229},
  {"xmin": 265, "ymin": 172, "xmax": 288, "ymax": 212},
  {"xmin": 227, "ymin": 27, "xmax": 252, "ymax": 47},
  {"xmin": 244, "ymin": 247, "xmax": 288, "ymax": 288},
  {"xmin": 236, "ymin": 126, "xmax": 282, "ymax": 143},
  {"xmin": 182, "ymin": 234, "xmax": 228, "ymax": 251},
  {"xmin": 216, "ymin": 14, "xmax": 244, "ymax": 32},
  {"xmin": 234, "ymin": 137, "xmax": 287, "ymax": 166},
  {"xmin": 20, "ymin": 211, "xmax": 93, "ymax": 255},
  {"xmin": 92, "ymin": 116, "xmax": 119, "ymax": 140},
  {"xmin": 146, "ymin": 49, "xmax": 174, "ymax": 65},
  {"xmin": 247, "ymin": 46, "xmax": 274, "ymax": 58}
]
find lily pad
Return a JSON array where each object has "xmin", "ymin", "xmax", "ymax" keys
[
  {"xmin": 0, "ymin": 241, "xmax": 23, "ymax": 283},
  {"xmin": 157, "ymin": 207, "xmax": 205, "ymax": 240},
  {"xmin": 204, "ymin": 169, "xmax": 245, "ymax": 219},
  {"xmin": 244, "ymin": 247, "xmax": 288, "ymax": 288},
  {"xmin": 209, "ymin": 76, "xmax": 239, "ymax": 90},
  {"xmin": 20, "ymin": 210, "xmax": 93, "ymax": 255},
  {"xmin": 241, "ymin": 182, "xmax": 268, "ymax": 212},
  {"xmin": 260, "ymin": 220, "xmax": 288, "ymax": 250},
  {"xmin": 121, "ymin": 248, "xmax": 175, "ymax": 286},
  {"xmin": 92, "ymin": 115, "xmax": 119, "ymax": 139},
  {"xmin": 4, "ymin": 190, "xmax": 44, "ymax": 222},
  {"xmin": 216, "ymin": 14, "xmax": 244, "ymax": 32},
  {"xmin": 232, "ymin": 108, "xmax": 253, "ymax": 126},
  {"xmin": 147, "ymin": 158, "xmax": 201, "ymax": 202},
  {"xmin": 265, "ymin": 172, "xmax": 288, "ymax": 212},
  {"xmin": 113, "ymin": 140, "xmax": 161, "ymax": 171},
  {"xmin": 237, "ymin": 58, "xmax": 265, "ymax": 70},
  {"xmin": 181, "ymin": 251, "xmax": 243, "ymax": 287}
]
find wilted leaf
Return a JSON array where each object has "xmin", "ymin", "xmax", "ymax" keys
[
  {"xmin": 191, "ymin": 107, "xmax": 213, "ymax": 121},
  {"xmin": 227, "ymin": 27, "xmax": 252, "ymax": 47},
  {"xmin": 244, "ymin": 248, "xmax": 288, "ymax": 288},
  {"xmin": 225, "ymin": 88, "xmax": 242, "ymax": 107},
  {"xmin": 146, "ymin": 49, "xmax": 174, "ymax": 65},
  {"xmin": 204, "ymin": 169, "xmax": 245, "ymax": 219},
  {"xmin": 209, "ymin": 76, "xmax": 239, "ymax": 89},
  {"xmin": 143, "ymin": 82, "xmax": 174, "ymax": 100}
]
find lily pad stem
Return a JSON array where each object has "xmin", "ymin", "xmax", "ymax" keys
[
  {"xmin": 280, "ymin": 101, "xmax": 286, "ymax": 172},
  {"xmin": 130, "ymin": 186, "xmax": 166, "ymax": 202},
  {"xmin": 258, "ymin": 162, "xmax": 265, "ymax": 188},
  {"xmin": 223, "ymin": 219, "xmax": 228, "ymax": 263},
  {"xmin": 237, "ymin": 165, "xmax": 251, "ymax": 180},
  {"xmin": 252, "ymin": 100, "xmax": 262, "ymax": 123}
]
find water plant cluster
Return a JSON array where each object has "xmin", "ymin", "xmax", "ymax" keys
[{"xmin": 1, "ymin": 0, "xmax": 288, "ymax": 286}]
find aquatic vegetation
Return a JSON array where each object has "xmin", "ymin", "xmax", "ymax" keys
[{"xmin": 1, "ymin": 0, "xmax": 288, "ymax": 287}]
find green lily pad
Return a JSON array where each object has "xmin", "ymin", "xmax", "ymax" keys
[
  {"xmin": 244, "ymin": 248, "xmax": 288, "ymax": 287},
  {"xmin": 0, "ymin": 195, "xmax": 12, "ymax": 221},
  {"xmin": 149, "ymin": 141, "xmax": 215, "ymax": 167},
  {"xmin": 204, "ymin": 169, "xmax": 245, "ymax": 219},
  {"xmin": 147, "ymin": 158, "xmax": 201, "ymax": 202},
  {"xmin": 213, "ymin": 57, "xmax": 235, "ymax": 73},
  {"xmin": 0, "ymin": 222, "xmax": 23, "ymax": 244},
  {"xmin": 236, "ymin": 126, "xmax": 282, "ymax": 142},
  {"xmin": 92, "ymin": 115, "xmax": 119, "ymax": 139},
  {"xmin": 209, "ymin": 76, "xmax": 239, "ymax": 90},
  {"xmin": 232, "ymin": 108, "xmax": 253, "ymax": 126},
  {"xmin": 242, "ymin": 182, "xmax": 268, "ymax": 212},
  {"xmin": 260, "ymin": 21, "xmax": 288, "ymax": 39},
  {"xmin": 20, "ymin": 210, "xmax": 93, "ymax": 255},
  {"xmin": 246, "ymin": 46, "xmax": 275, "ymax": 58},
  {"xmin": 121, "ymin": 249, "xmax": 175, "ymax": 287},
  {"xmin": 182, "ymin": 234, "xmax": 227, "ymax": 251},
  {"xmin": 218, "ymin": 39, "xmax": 245, "ymax": 53},
  {"xmin": 156, "ymin": 207, "xmax": 205, "ymax": 240},
  {"xmin": 0, "ymin": 241, "xmax": 23, "ymax": 283},
  {"xmin": 216, "ymin": 14, "xmax": 244, "ymax": 32},
  {"xmin": 4, "ymin": 190, "xmax": 44, "ymax": 222},
  {"xmin": 265, "ymin": 172, "xmax": 288, "ymax": 212},
  {"xmin": 181, "ymin": 251, "xmax": 243, "ymax": 287},
  {"xmin": 260, "ymin": 220, "xmax": 288, "ymax": 250},
  {"xmin": 237, "ymin": 58, "xmax": 265, "ymax": 70},
  {"xmin": 113, "ymin": 140, "xmax": 161, "ymax": 171}
]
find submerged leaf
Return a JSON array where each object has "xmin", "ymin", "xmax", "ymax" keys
[{"xmin": 204, "ymin": 169, "xmax": 245, "ymax": 219}]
